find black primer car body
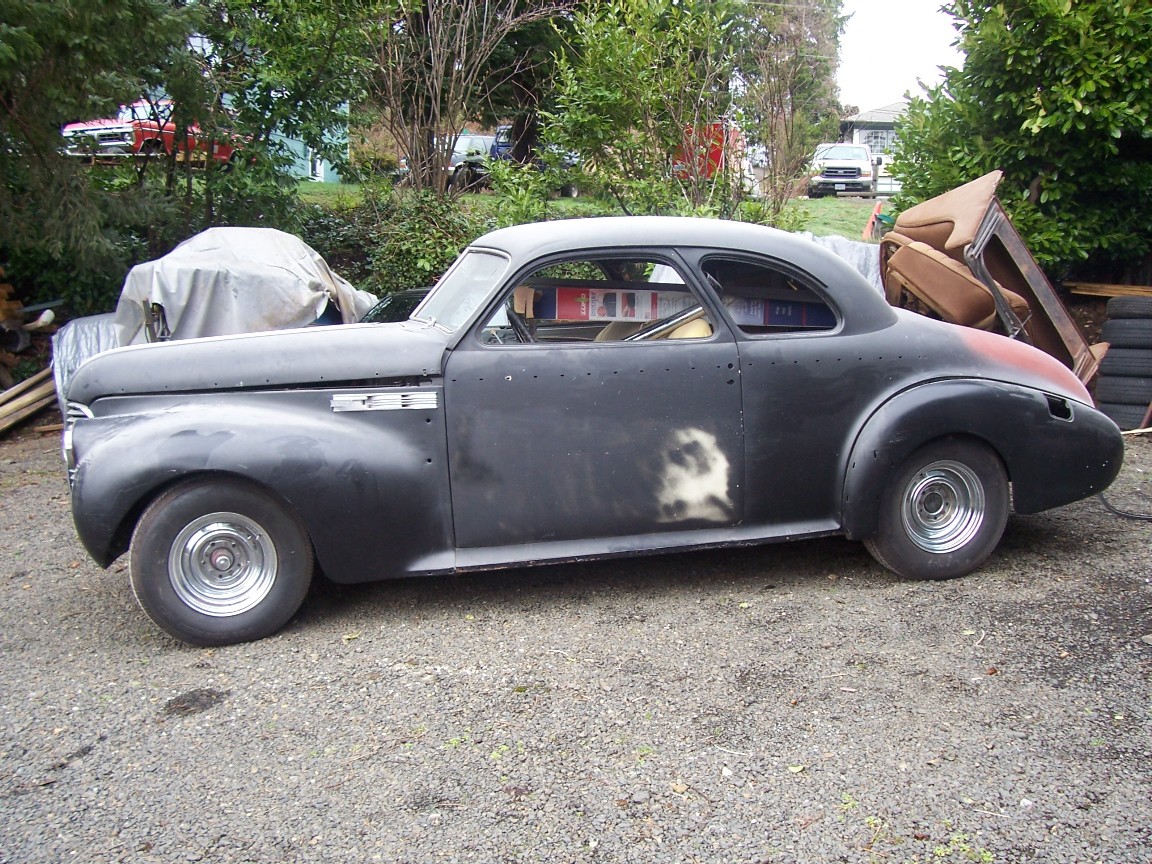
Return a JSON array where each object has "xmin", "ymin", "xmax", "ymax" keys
[{"xmin": 64, "ymin": 217, "xmax": 1124, "ymax": 645}]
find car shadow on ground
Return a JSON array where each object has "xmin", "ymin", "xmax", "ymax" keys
[{"xmin": 288, "ymin": 536, "xmax": 894, "ymax": 637}]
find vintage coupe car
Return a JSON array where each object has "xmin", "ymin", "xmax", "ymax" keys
[{"xmin": 63, "ymin": 217, "xmax": 1124, "ymax": 646}]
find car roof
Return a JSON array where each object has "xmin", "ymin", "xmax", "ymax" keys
[
  {"xmin": 474, "ymin": 216, "xmax": 837, "ymax": 270},
  {"xmin": 468, "ymin": 216, "xmax": 896, "ymax": 331}
]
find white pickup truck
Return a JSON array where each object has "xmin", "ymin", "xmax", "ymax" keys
[{"xmin": 807, "ymin": 142, "xmax": 877, "ymax": 197}]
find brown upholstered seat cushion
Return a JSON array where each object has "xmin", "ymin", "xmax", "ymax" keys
[
  {"xmin": 892, "ymin": 171, "xmax": 1003, "ymax": 260},
  {"xmin": 887, "ymin": 240, "xmax": 1030, "ymax": 332}
]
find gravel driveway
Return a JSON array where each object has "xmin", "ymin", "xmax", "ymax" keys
[{"xmin": 1, "ymin": 421, "xmax": 1150, "ymax": 864}]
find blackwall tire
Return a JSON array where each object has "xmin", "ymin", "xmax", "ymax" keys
[
  {"xmin": 1098, "ymin": 402, "xmax": 1150, "ymax": 432},
  {"xmin": 1105, "ymin": 296, "xmax": 1152, "ymax": 320},
  {"xmin": 129, "ymin": 478, "xmax": 314, "ymax": 646},
  {"xmin": 1099, "ymin": 348, "xmax": 1152, "ymax": 378},
  {"xmin": 1100, "ymin": 318, "xmax": 1152, "ymax": 349},
  {"xmin": 1094, "ymin": 375, "xmax": 1152, "ymax": 405},
  {"xmin": 863, "ymin": 437, "xmax": 1009, "ymax": 581}
]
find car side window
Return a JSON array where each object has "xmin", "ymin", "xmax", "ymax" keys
[
  {"xmin": 701, "ymin": 257, "xmax": 837, "ymax": 335},
  {"xmin": 478, "ymin": 257, "xmax": 714, "ymax": 344}
]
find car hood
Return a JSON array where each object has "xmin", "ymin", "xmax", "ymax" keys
[
  {"xmin": 66, "ymin": 321, "xmax": 450, "ymax": 404},
  {"xmin": 63, "ymin": 119, "xmax": 131, "ymax": 134}
]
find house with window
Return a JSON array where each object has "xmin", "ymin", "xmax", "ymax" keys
[
  {"xmin": 839, "ymin": 101, "xmax": 907, "ymax": 193},
  {"xmin": 840, "ymin": 101, "xmax": 906, "ymax": 160}
]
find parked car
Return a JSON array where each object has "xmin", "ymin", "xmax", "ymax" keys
[
  {"xmin": 62, "ymin": 99, "xmax": 239, "ymax": 164},
  {"xmin": 63, "ymin": 217, "xmax": 1124, "ymax": 646},
  {"xmin": 445, "ymin": 133, "xmax": 495, "ymax": 190},
  {"xmin": 133, "ymin": 113, "xmax": 239, "ymax": 164},
  {"xmin": 61, "ymin": 100, "xmax": 170, "ymax": 158},
  {"xmin": 458, "ymin": 124, "xmax": 580, "ymax": 196},
  {"xmin": 807, "ymin": 143, "xmax": 876, "ymax": 197}
]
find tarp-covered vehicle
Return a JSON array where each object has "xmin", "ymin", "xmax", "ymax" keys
[
  {"xmin": 63, "ymin": 217, "xmax": 1124, "ymax": 646},
  {"xmin": 113, "ymin": 227, "xmax": 377, "ymax": 344},
  {"xmin": 53, "ymin": 228, "xmax": 377, "ymax": 400}
]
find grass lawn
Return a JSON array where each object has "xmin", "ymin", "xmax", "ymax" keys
[
  {"xmin": 297, "ymin": 180, "xmax": 364, "ymax": 209},
  {"xmin": 297, "ymin": 180, "xmax": 892, "ymax": 243},
  {"xmin": 799, "ymin": 196, "xmax": 891, "ymax": 242}
]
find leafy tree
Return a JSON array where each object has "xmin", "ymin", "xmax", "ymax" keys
[
  {"xmin": 197, "ymin": 0, "xmax": 386, "ymax": 164},
  {"xmin": 137, "ymin": 0, "xmax": 388, "ymax": 232},
  {"xmin": 1, "ymin": 0, "xmax": 389, "ymax": 314},
  {"xmin": 890, "ymin": 0, "xmax": 1152, "ymax": 275},
  {"xmin": 545, "ymin": 0, "xmax": 740, "ymax": 216},
  {"xmin": 368, "ymin": 0, "xmax": 573, "ymax": 192},
  {"xmin": 474, "ymin": 17, "xmax": 575, "ymax": 162},
  {"xmin": 738, "ymin": 0, "xmax": 844, "ymax": 222},
  {"xmin": 0, "ymin": 0, "xmax": 191, "ymax": 268}
]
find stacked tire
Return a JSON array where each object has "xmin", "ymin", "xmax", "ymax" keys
[{"xmin": 1097, "ymin": 297, "xmax": 1152, "ymax": 430}]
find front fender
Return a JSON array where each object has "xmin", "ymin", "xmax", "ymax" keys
[
  {"xmin": 841, "ymin": 379, "xmax": 1123, "ymax": 540},
  {"xmin": 69, "ymin": 387, "xmax": 453, "ymax": 582}
]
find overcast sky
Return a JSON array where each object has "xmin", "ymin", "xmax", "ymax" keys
[{"xmin": 836, "ymin": 0, "xmax": 966, "ymax": 112}]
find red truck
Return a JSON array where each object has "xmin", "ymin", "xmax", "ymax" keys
[{"xmin": 62, "ymin": 100, "xmax": 238, "ymax": 164}]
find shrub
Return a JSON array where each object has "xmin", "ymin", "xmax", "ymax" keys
[{"xmin": 300, "ymin": 184, "xmax": 494, "ymax": 296}]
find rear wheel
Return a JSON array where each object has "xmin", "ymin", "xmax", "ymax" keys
[
  {"xmin": 864, "ymin": 437, "xmax": 1009, "ymax": 581},
  {"xmin": 129, "ymin": 478, "xmax": 314, "ymax": 646}
]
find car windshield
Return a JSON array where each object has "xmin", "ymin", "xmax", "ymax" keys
[
  {"xmin": 411, "ymin": 249, "xmax": 509, "ymax": 331},
  {"xmin": 816, "ymin": 145, "xmax": 869, "ymax": 161}
]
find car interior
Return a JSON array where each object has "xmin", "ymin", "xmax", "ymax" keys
[{"xmin": 478, "ymin": 254, "xmax": 837, "ymax": 344}]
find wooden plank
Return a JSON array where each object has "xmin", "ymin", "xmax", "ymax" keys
[
  {"xmin": 1064, "ymin": 281, "xmax": 1152, "ymax": 298},
  {"xmin": 0, "ymin": 379, "xmax": 55, "ymax": 420},
  {"xmin": 0, "ymin": 367, "xmax": 53, "ymax": 408},
  {"xmin": 0, "ymin": 392, "xmax": 54, "ymax": 435}
]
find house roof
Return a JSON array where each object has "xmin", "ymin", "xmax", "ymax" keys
[{"xmin": 845, "ymin": 101, "xmax": 908, "ymax": 126}]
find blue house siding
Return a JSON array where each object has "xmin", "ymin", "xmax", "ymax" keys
[{"xmin": 275, "ymin": 135, "xmax": 344, "ymax": 183}]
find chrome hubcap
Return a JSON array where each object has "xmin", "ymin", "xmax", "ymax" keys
[
  {"xmin": 900, "ymin": 460, "xmax": 985, "ymax": 554},
  {"xmin": 169, "ymin": 512, "xmax": 277, "ymax": 617}
]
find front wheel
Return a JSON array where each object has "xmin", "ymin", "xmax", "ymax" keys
[
  {"xmin": 129, "ymin": 478, "xmax": 314, "ymax": 646},
  {"xmin": 864, "ymin": 438, "xmax": 1008, "ymax": 581}
]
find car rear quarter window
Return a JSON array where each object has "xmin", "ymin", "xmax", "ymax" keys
[{"xmin": 701, "ymin": 257, "xmax": 838, "ymax": 335}]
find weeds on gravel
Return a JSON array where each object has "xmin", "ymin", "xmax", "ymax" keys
[
  {"xmin": 930, "ymin": 833, "xmax": 994, "ymax": 862},
  {"xmin": 839, "ymin": 793, "xmax": 995, "ymax": 863},
  {"xmin": 444, "ymin": 728, "xmax": 473, "ymax": 749}
]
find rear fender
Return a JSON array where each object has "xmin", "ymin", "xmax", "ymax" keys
[{"xmin": 841, "ymin": 380, "xmax": 1121, "ymax": 540}]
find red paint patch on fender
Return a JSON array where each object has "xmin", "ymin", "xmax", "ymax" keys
[{"xmin": 957, "ymin": 327, "xmax": 1091, "ymax": 403}]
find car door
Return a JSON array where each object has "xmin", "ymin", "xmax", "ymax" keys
[
  {"xmin": 442, "ymin": 252, "xmax": 745, "ymax": 562},
  {"xmin": 694, "ymin": 253, "xmax": 866, "ymax": 531}
]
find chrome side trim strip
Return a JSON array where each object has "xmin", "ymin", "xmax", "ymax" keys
[{"xmin": 331, "ymin": 392, "xmax": 439, "ymax": 413}]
